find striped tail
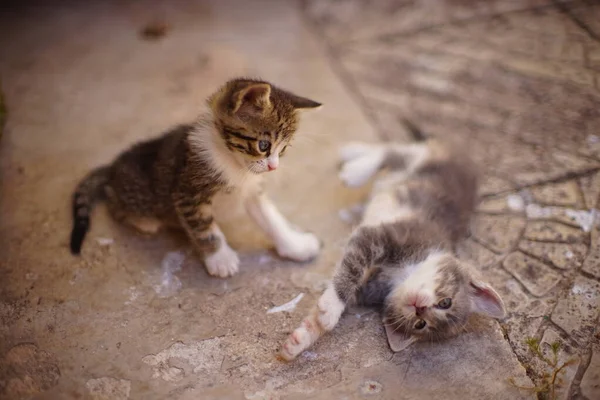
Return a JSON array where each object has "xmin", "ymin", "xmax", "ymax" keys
[{"xmin": 70, "ymin": 166, "xmax": 109, "ymax": 254}]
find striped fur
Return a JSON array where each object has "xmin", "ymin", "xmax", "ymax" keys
[
  {"xmin": 69, "ymin": 78, "xmax": 321, "ymax": 277},
  {"xmin": 280, "ymin": 122, "xmax": 505, "ymax": 361}
]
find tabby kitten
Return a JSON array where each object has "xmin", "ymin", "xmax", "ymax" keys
[
  {"xmin": 280, "ymin": 125, "xmax": 506, "ymax": 360},
  {"xmin": 70, "ymin": 78, "xmax": 322, "ymax": 278}
]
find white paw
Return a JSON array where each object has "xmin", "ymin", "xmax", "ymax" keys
[
  {"xmin": 280, "ymin": 326, "xmax": 313, "ymax": 361},
  {"xmin": 276, "ymin": 231, "xmax": 321, "ymax": 262},
  {"xmin": 339, "ymin": 142, "xmax": 377, "ymax": 162},
  {"xmin": 339, "ymin": 152, "xmax": 384, "ymax": 188},
  {"xmin": 317, "ymin": 284, "xmax": 345, "ymax": 331},
  {"xmin": 204, "ymin": 245, "xmax": 240, "ymax": 278}
]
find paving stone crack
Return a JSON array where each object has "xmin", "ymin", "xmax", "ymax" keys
[
  {"xmin": 568, "ymin": 348, "xmax": 593, "ymax": 399},
  {"xmin": 480, "ymin": 166, "xmax": 600, "ymax": 199},
  {"xmin": 554, "ymin": 0, "xmax": 600, "ymax": 44},
  {"xmin": 517, "ymin": 248, "xmax": 572, "ymax": 273}
]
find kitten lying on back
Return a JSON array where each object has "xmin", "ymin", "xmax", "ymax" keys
[
  {"xmin": 280, "ymin": 124, "xmax": 506, "ymax": 360},
  {"xmin": 70, "ymin": 78, "xmax": 322, "ymax": 278}
]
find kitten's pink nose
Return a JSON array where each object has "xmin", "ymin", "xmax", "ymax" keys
[{"xmin": 267, "ymin": 158, "xmax": 278, "ymax": 171}]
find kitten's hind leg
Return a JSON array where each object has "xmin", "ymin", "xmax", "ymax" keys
[
  {"xmin": 106, "ymin": 187, "xmax": 163, "ymax": 235},
  {"xmin": 280, "ymin": 283, "xmax": 346, "ymax": 361},
  {"xmin": 338, "ymin": 141, "xmax": 429, "ymax": 188},
  {"xmin": 126, "ymin": 216, "xmax": 163, "ymax": 235},
  {"xmin": 339, "ymin": 145, "xmax": 387, "ymax": 188},
  {"xmin": 339, "ymin": 142, "xmax": 381, "ymax": 162}
]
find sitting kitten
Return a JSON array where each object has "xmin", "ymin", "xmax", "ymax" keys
[
  {"xmin": 280, "ymin": 125, "xmax": 506, "ymax": 360},
  {"xmin": 70, "ymin": 78, "xmax": 322, "ymax": 278}
]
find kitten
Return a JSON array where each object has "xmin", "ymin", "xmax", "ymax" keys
[
  {"xmin": 70, "ymin": 78, "xmax": 322, "ymax": 278},
  {"xmin": 279, "ymin": 124, "xmax": 506, "ymax": 360}
]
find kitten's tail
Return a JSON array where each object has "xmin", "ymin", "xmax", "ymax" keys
[{"xmin": 70, "ymin": 166, "xmax": 109, "ymax": 255}]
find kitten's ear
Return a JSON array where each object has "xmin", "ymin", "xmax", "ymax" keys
[
  {"xmin": 288, "ymin": 93, "xmax": 322, "ymax": 110},
  {"xmin": 469, "ymin": 280, "xmax": 506, "ymax": 319},
  {"xmin": 232, "ymin": 83, "xmax": 272, "ymax": 116},
  {"xmin": 384, "ymin": 323, "xmax": 417, "ymax": 352}
]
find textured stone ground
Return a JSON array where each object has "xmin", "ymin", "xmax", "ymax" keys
[{"xmin": 1, "ymin": 0, "xmax": 599, "ymax": 399}]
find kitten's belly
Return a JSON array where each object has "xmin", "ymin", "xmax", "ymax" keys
[{"xmin": 361, "ymin": 190, "xmax": 416, "ymax": 227}]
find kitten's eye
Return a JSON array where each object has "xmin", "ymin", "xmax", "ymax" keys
[
  {"xmin": 279, "ymin": 145, "xmax": 288, "ymax": 156},
  {"xmin": 258, "ymin": 140, "xmax": 271, "ymax": 153},
  {"xmin": 437, "ymin": 298, "xmax": 452, "ymax": 309},
  {"xmin": 414, "ymin": 319, "xmax": 427, "ymax": 330}
]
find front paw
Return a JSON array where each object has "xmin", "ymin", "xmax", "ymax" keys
[
  {"xmin": 276, "ymin": 231, "xmax": 321, "ymax": 262},
  {"xmin": 204, "ymin": 245, "xmax": 240, "ymax": 278}
]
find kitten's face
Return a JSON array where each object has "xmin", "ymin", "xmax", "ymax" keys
[
  {"xmin": 384, "ymin": 252, "xmax": 505, "ymax": 351},
  {"xmin": 211, "ymin": 78, "xmax": 321, "ymax": 174}
]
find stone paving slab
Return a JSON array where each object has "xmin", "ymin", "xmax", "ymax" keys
[{"xmin": 305, "ymin": 0, "xmax": 600, "ymax": 398}]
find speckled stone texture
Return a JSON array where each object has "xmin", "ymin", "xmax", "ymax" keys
[{"xmin": 1, "ymin": 0, "xmax": 599, "ymax": 399}]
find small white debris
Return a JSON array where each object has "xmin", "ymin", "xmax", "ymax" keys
[
  {"xmin": 258, "ymin": 254, "xmax": 271, "ymax": 264},
  {"xmin": 564, "ymin": 250, "xmax": 574, "ymax": 259},
  {"xmin": 153, "ymin": 251, "xmax": 185, "ymax": 297},
  {"xmin": 25, "ymin": 272, "xmax": 38, "ymax": 281},
  {"xmin": 267, "ymin": 293, "xmax": 304, "ymax": 314},
  {"xmin": 302, "ymin": 351, "xmax": 318, "ymax": 360},
  {"xmin": 587, "ymin": 134, "xmax": 600, "ymax": 145},
  {"xmin": 96, "ymin": 237, "xmax": 114, "ymax": 246},
  {"xmin": 571, "ymin": 285, "xmax": 584, "ymax": 295},
  {"xmin": 125, "ymin": 286, "xmax": 141, "ymax": 305},
  {"xmin": 525, "ymin": 204, "xmax": 553, "ymax": 219},
  {"xmin": 506, "ymin": 194, "xmax": 525, "ymax": 211},
  {"xmin": 565, "ymin": 209, "xmax": 599, "ymax": 232}
]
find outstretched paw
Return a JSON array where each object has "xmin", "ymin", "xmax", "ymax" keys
[
  {"xmin": 277, "ymin": 231, "xmax": 321, "ymax": 262},
  {"xmin": 204, "ymin": 245, "xmax": 239, "ymax": 278}
]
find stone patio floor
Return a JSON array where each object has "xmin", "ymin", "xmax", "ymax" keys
[{"xmin": 1, "ymin": 0, "xmax": 599, "ymax": 399}]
